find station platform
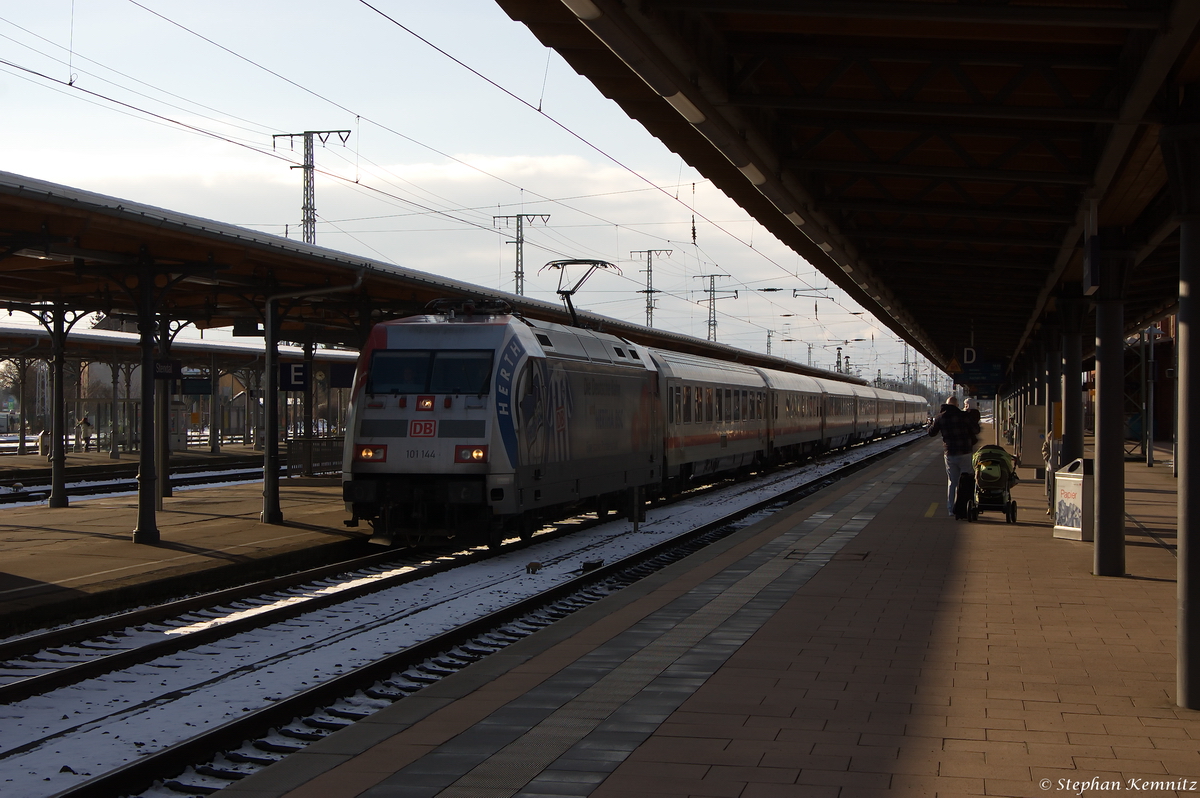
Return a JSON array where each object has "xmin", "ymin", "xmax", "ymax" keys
[
  {"xmin": 219, "ymin": 432, "xmax": 1197, "ymax": 798},
  {"xmin": 0, "ymin": 473, "xmax": 363, "ymax": 634},
  {"xmin": 0, "ymin": 443, "xmax": 263, "ymax": 484}
]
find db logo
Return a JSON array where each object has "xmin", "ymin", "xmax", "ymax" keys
[{"xmin": 410, "ymin": 420, "xmax": 437, "ymax": 438}]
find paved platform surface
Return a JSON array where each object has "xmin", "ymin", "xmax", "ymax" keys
[
  {"xmin": 0, "ymin": 473, "xmax": 362, "ymax": 631},
  {"xmin": 221, "ymin": 433, "xmax": 1197, "ymax": 798}
]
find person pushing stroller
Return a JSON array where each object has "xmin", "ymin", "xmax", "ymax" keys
[{"xmin": 928, "ymin": 395, "xmax": 981, "ymax": 517}]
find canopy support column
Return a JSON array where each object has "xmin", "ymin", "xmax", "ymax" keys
[
  {"xmin": 1092, "ymin": 228, "xmax": 1132, "ymax": 578},
  {"xmin": 1161, "ymin": 105, "xmax": 1200, "ymax": 708},
  {"xmin": 1060, "ymin": 286, "xmax": 1086, "ymax": 465}
]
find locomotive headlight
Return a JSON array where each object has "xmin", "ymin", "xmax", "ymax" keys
[
  {"xmin": 354, "ymin": 445, "xmax": 387, "ymax": 462},
  {"xmin": 455, "ymin": 445, "xmax": 488, "ymax": 463},
  {"xmin": 416, "ymin": 396, "xmax": 434, "ymax": 411}
]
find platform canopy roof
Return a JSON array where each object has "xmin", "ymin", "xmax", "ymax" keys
[
  {"xmin": 493, "ymin": 0, "xmax": 1200, "ymax": 376},
  {"xmin": 0, "ymin": 171, "xmax": 863, "ymax": 385},
  {"xmin": 0, "ymin": 322, "xmax": 357, "ymax": 371}
]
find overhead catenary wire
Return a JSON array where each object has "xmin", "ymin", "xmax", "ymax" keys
[
  {"xmin": 114, "ymin": 2, "xmax": 859, "ymax": 338},
  {"xmin": 6, "ymin": 3, "xmax": 906, "ymax": 370}
]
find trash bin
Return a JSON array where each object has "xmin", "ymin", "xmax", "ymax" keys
[{"xmin": 1053, "ymin": 458, "xmax": 1093, "ymax": 541}]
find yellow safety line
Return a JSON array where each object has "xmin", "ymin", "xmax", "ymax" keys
[{"xmin": 925, "ymin": 502, "xmax": 940, "ymax": 518}]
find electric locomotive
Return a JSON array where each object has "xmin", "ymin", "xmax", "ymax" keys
[{"xmin": 342, "ymin": 300, "xmax": 660, "ymax": 547}]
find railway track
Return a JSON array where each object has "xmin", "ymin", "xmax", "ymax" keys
[
  {"xmin": 0, "ymin": 456, "xmax": 267, "ymax": 503},
  {"xmin": 0, "ymin": 432, "xmax": 923, "ymax": 798}
]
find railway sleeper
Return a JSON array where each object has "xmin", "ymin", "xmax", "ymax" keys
[
  {"xmin": 303, "ymin": 715, "xmax": 354, "ymax": 732},
  {"xmin": 194, "ymin": 764, "xmax": 249, "ymax": 781},
  {"xmin": 414, "ymin": 660, "xmax": 458, "ymax": 677},
  {"xmin": 365, "ymin": 685, "xmax": 409, "ymax": 700},
  {"xmin": 252, "ymin": 739, "xmax": 303, "ymax": 754},
  {"xmin": 327, "ymin": 706, "xmax": 371, "ymax": 721},
  {"xmin": 164, "ymin": 778, "xmax": 221, "ymax": 795},
  {"xmin": 279, "ymin": 725, "xmax": 328, "ymax": 742},
  {"xmin": 224, "ymin": 749, "xmax": 285, "ymax": 766},
  {"xmin": 382, "ymin": 680, "xmax": 426, "ymax": 693}
]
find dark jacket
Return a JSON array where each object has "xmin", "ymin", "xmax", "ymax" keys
[{"xmin": 928, "ymin": 403, "xmax": 980, "ymax": 456}]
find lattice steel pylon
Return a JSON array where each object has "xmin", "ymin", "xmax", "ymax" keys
[
  {"xmin": 693, "ymin": 273, "xmax": 736, "ymax": 342},
  {"xmin": 631, "ymin": 249, "xmax": 670, "ymax": 327},
  {"xmin": 495, "ymin": 214, "xmax": 550, "ymax": 295},
  {"xmin": 273, "ymin": 130, "xmax": 351, "ymax": 245}
]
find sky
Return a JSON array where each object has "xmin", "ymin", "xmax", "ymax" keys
[{"xmin": 0, "ymin": 0, "xmax": 943, "ymax": 384}]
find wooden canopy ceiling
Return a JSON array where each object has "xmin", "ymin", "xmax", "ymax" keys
[{"xmin": 494, "ymin": 0, "xmax": 1200, "ymax": 374}]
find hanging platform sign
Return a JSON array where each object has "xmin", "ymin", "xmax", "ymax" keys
[
  {"xmin": 280, "ymin": 362, "xmax": 309, "ymax": 391},
  {"xmin": 956, "ymin": 347, "xmax": 1004, "ymax": 384},
  {"xmin": 180, "ymin": 377, "xmax": 213, "ymax": 395},
  {"xmin": 154, "ymin": 359, "xmax": 182, "ymax": 379}
]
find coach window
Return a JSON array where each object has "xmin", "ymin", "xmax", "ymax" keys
[
  {"xmin": 683, "ymin": 385, "xmax": 693, "ymax": 423},
  {"xmin": 705, "ymin": 387, "xmax": 714, "ymax": 423},
  {"xmin": 714, "ymin": 387, "xmax": 723, "ymax": 423},
  {"xmin": 741, "ymin": 390, "xmax": 749, "ymax": 421},
  {"xmin": 694, "ymin": 386, "xmax": 703, "ymax": 423},
  {"xmin": 671, "ymin": 386, "xmax": 680, "ymax": 424}
]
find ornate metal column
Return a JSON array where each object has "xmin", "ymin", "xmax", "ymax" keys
[
  {"xmin": 209, "ymin": 353, "xmax": 221, "ymax": 454},
  {"xmin": 132, "ymin": 270, "xmax": 160, "ymax": 544},
  {"xmin": 261, "ymin": 271, "xmax": 362, "ymax": 524},
  {"xmin": 109, "ymin": 356, "xmax": 120, "ymax": 460},
  {"xmin": 303, "ymin": 339, "xmax": 315, "ymax": 476}
]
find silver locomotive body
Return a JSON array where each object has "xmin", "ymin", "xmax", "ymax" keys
[{"xmin": 342, "ymin": 311, "xmax": 660, "ymax": 545}]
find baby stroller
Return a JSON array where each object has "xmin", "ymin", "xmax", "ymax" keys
[{"xmin": 967, "ymin": 445, "xmax": 1018, "ymax": 523}]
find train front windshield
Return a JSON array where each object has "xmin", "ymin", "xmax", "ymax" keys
[{"xmin": 368, "ymin": 349, "xmax": 494, "ymax": 395}]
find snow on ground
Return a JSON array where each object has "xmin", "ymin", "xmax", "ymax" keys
[{"xmin": 0, "ymin": 432, "xmax": 920, "ymax": 797}]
